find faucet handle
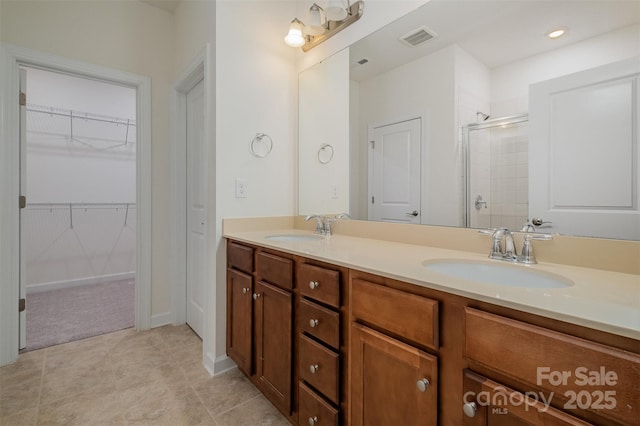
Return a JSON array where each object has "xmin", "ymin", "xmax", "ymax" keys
[
  {"xmin": 478, "ymin": 228, "xmax": 503, "ymax": 259},
  {"xmin": 518, "ymin": 234, "xmax": 552, "ymax": 264}
]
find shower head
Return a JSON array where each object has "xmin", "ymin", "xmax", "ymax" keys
[{"xmin": 477, "ymin": 112, "xmax": 490, "ymax": 121}]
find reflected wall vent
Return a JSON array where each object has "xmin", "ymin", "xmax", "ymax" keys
[{"xmin": 399, "ymin": 26, "xmax": 437, "ymax": 47}]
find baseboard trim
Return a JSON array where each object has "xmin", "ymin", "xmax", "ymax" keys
[
  {"xmin": 26, "ymin": 272, "xmax": 135, "ymax": 294},
  {"xmin": 204, "ymin": 352, "xmax": 236, "ymax": 377},
  {"xmin": 150, "ymin": 312, "xmax": 173, "ymax": 328}
]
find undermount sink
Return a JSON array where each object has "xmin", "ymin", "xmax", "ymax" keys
[
  {"xmin": 422, "ymin": 259, "xmax": 573, "ymax": 289},
  {"xmin": 265, "ymin": 234, "xmax": 324, "ymax": 242}
]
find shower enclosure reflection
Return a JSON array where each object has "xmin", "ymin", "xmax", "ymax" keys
[{"xmin": 464, "ymin": 115, "xmax": 529, "ymax": 231}]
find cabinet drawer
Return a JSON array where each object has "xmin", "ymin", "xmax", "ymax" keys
[
  {"xmin": 351, "ymin": 279, "xmax": 439, "ymax": 350},
  {"xmin": 298, "ymin": 264, "xmax": 340, "ymax": 308},
  {"xmin": 299, "ymin": 334, "xmax": 340, "ymax": 404},
  {"xmin": 465, "ymin": 307, "xmax": 640, "ymax": 425},
  {"xmin": 463, "ymin": 369, "xmax": 592, "ymax": 426},
  {"xmin": 227, "ymin": 241, "xmax": 253, "ymax": 274},
  {"xmin": 298, "ymin": 382, "xmax": 339, "ymax": 426},
  {"xmin": 299, "ymin": 299, "xmax": 340, "ymax": 350},
  {"xmin": 256, "ymin": 252, "xmax": 293, "ymax": 290}
]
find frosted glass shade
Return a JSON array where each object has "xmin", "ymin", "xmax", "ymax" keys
[
  {"xmin": 284, "ymin": 18, "xmax": 306, "ymax": 48},
  {"xmin": 305, "ymin": 3, "xmax": 326, "ymax": 36},
  {"xmin": 324, "ymin": 0, "xmax": 348, "ymax": 21}
]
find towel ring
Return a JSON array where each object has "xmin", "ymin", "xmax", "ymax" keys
[
  {"xmin": 250, "ymin": 133, "xmax": 273, "ymax": 158},
  {"xmin": 318, "ymin": 143, "xmax": 334, "ymax": 164}
]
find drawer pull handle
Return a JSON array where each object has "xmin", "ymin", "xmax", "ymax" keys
[
  {"xmin": 416, "ymin": 378, "xmax": 430, "ymax": 392},
  {"xmin": 463, "ymin": 402, "xmax": 477, "ymax": 418},
  {"xmin": 309, "ymin": 280, "xmax": 319, "ymax": 289},
  {"xmin": 252, "ymin": 293, "xmax": 261, "ymax": 300},
  {"xmin": 309, "ymin": 364, "xmax": 319, "ymax": 374},
  {"xmin": 308, "ymin": 416, "xmax": 318, "ymax": 426},
  {"xmin": 309, "ymin": 319, "xmax": 319, "ymax": 328}
]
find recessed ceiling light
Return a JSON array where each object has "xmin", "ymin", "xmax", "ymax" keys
[{"xmin": 547, "ymin": 28, "xmax": 566, "ymax": 39}]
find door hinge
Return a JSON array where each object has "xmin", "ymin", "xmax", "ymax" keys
[
  {"xmin": 19, "ymin": 91, "xmax": 26, "ymax": 106},
  {"xmin": 19, "ymin": 298, "xmax": 25, "ymax": 312},
  {"xmin": 19, "ymin": 195, "xmax": 26, "ymax": 209},
  {"xmin": 369, "ymin": 140, "xmax": 375, "ymax": 149},
  {"xmin": 371, "ymin": 196, "xmax": 375, "ymax": 204}
]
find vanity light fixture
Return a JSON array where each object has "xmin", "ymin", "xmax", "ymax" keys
[
  {"xmin": 547, "ymin": 27, "xmax": 567, "ymax": 39},
  {"xmin": 284, "ymin": 1, "xmax": 364, "ymax": 52}
]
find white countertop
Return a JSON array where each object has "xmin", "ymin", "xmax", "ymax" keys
[{"xmin": 224, "ymin": 229, "xmax": 640, "ymax": 340}]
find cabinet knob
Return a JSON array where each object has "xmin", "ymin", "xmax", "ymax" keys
[
  {"xmin": 308, "ymin": 416, "xmax": 318, "ymax": 426},
  {"xmin": 463, "ymin": 402, "xmax": 478, "ymax": 418},
  {"xmin": 309, "ymin": 280, "xmax": 319, "ymax": 289},
  {"xmin": 252, "ymin": 293, "xmax": 261, "ymax": 300},
  {"xmin": 242, "ymin": 287, "xmax": 250, "ymax": 294},
  {"xmin": 309, "ymin": 364, "xmax": 319, "ymax": 374},
  {"xmin": 416, "ymin": 378, "xmax": 430, "ymax": 392},
  {"xmin": 309, "ymin": 319, "xmax": 319, "ymax": 328}
]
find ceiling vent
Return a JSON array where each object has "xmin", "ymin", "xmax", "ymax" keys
[
  {"xmin": 399, "ymin": 26, "xmax": 437, "ymax": 47},
  {"xmin": 356, "ymin": 58, "xmax": 369, "ymax": 65}
]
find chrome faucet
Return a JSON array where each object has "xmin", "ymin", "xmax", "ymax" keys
[
  {"xmin": 479, "ymin": 227, "xmax": 517, "ymax": 261},
  {"xmin": 305, "ymin": 214, "xmax": 325, "ymax": 235},
  {"xmin": 305, "ymin": 213, "xmax": 351, "ymax": 235},
  {"xmin": 479, "ymin": 227, "xmax": 553, "ymax": 264}
]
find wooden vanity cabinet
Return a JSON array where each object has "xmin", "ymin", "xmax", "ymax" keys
[
  {"xmin": 462, "ymin": 370, "xmax": 592, "ymax": 426},
  {"xmin": 226, "ymin": 241, "xmax": 294, "ymax": 416},
  {"xmin": 226, "ymin": 241, "xmax": 254, "ymax": 375},
  {"xmin": 350, "ymin": 277, "xmax": 440, "ymax": 426},
  {"xmin": 296, "ymin": 261, "xmax": 346, "ymax": 426},
  {"xmin": 226, "ymin": 238, "xmax": 639, "ymax": 426},
  {"xmin": 464, "ymin": 307, "xmax": 640, "ymax": 426}
]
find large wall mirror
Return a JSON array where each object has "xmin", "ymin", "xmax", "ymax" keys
[{"xmin": 298, "ymin": 0, "xmax": 640, "ymax": 240}]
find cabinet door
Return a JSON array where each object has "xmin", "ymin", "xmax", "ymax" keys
[
  {"xmin": 226, "ymin": 268, "xmax": 253, "ymax": 375},
  {"xmin": 254, "ymin": 280, "xmax": 293, "ymax": 414},
  {"xmin": 351, "ymin": 323, "xmax": 438, "ymax": 426},
  {"xmin": 462, "ymin": 370, "xmax": 592, "ymax": 426}
]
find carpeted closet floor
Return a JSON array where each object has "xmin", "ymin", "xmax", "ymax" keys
[{"xmin": 25, "ymin": 279, "xmax": 135, "ymax": 351}]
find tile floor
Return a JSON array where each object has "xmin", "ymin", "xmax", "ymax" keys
[{"xmin": 0, "ymin": 325, "xmax": 290, "ymax": 426}]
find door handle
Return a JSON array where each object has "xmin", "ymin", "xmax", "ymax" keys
[{"xmin": 406, "ymin": 210, "xmax": 419, "ymax": 217}]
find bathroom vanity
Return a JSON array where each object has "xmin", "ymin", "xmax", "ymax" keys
[{"xmin": 224, "ymin": 219, "xmax": 639, "ymax": 426}]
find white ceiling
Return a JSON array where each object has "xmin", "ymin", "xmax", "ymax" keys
[
  {"xmin": 350, "ymin": 0, "xmax": 640, "ymax": 81},
  {"xmin": 140, "ymin": 0, "xmax": 182, "ymax": 13}
]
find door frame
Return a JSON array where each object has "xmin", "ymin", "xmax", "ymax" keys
[
  {"xmin": 170, "ymin": 45, "xmax": 218, "ymax": 374},
  {"xmin": 0, "ymin": 43, "xmax": 152, "ymax": 366},
  {"xmin": 367, "ymin": 115, "xmax": 424, "ymax": 223}
]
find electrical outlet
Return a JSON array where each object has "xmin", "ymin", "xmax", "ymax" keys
[
  {"xmin": 235, "ymin": 178, "xmax": 248, "ymax": 198},
  {"xmin": 331, "ymin": 184, "xmax": 338, "ymax": 199}
]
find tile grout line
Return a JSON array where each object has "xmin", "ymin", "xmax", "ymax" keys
[
  {"xmin": 32, "ymin": 348, "xmax": 48, "ymax": 426},
  {"xmin": 174, "ymin": 335, "xmax": 220, "ymax": 426},
  {"xmin": 213, "ymin": 392, "xmax": 264, "ymax": 419}
]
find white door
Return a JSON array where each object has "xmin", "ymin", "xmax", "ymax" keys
[
  {"xmin": 19, "ymin": 68, "xmax": 27, "ymax": 350},
  {"xmin": 186, "ymin": 79, "xmax": 206, "ymax": 337},
  {"xmin": 368, "ymin": 118, "xmax": 421, "ymax": 223},
  {"xmin": 529, "ymin": 58, "xmax": 640, "ymax": 240}
]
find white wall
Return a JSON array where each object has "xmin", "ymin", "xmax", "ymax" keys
[
  {"xmin": 491, "ymin": 24, "xmax": 640, "ymax": 117},
  {"xmin": 0, "ymin": 0, "xmax": 175, "ymax": 316}
]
